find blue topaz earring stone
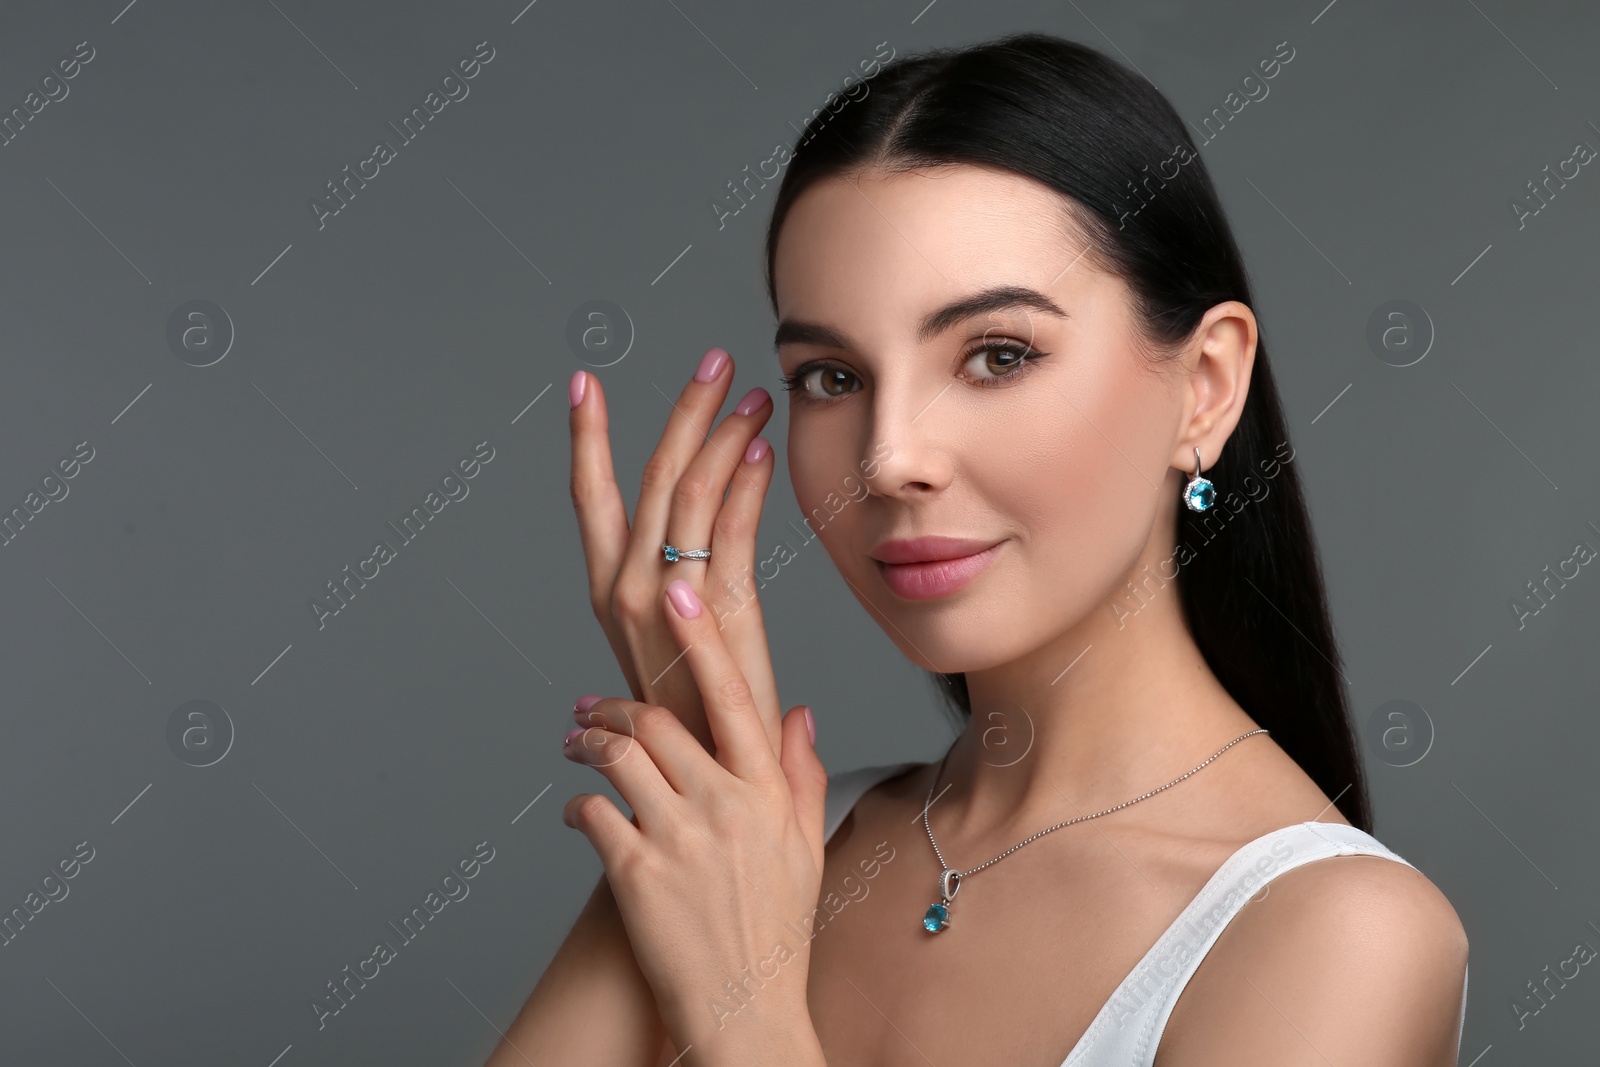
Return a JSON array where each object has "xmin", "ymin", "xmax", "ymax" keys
[
  {"xmin": 1183, "ymin": 446, "xmax": 1215, "ymax": 513},
  {"xmin": 923, "ymin": 869, "xmax": 962, "ymax": 933}
]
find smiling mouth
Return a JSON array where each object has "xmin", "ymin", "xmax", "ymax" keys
[{"xmin": 871, "ymin": 540, "xmax": 1006, "ymax": 601}]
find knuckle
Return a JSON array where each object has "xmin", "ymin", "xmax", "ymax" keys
[
  {"xmin": 613, "ymin": 840, "xmax": 657, "ymax": 883},
  {"xmin": 713, "ymin": 506, "xmax": 748, "ymax": 540},
  {"xmin": 672, "ymin": 471, "xmax": 712, "ymax": 510},
  {"xmin": 714, "ymin": 675, "xmax": 755, "ymax": 710},
  {"xmin": 639, "ymin": 454, "xmax": 679, "ymax": 492},
  {"xmin": 573, "ymin": 792, "xmax": 610, "ymax": 824},
  {"xmin": 611, "ymin": 583, "xmax": 651, "ymax": 624},
  {"xmin": 634, "ymin": 704, "xmax": 679, "ymax": 737},
  {"xmin": 754, "ymin": 772, "xmax": 798, "ymax": 811},
  {"xmin": 598, "ymin": 732, "xmax": 638, "ymax": 767},
  {"xmin": 570, "ymin": 470, "xmax": 614, "ymax": 506},
  {"xmin": 576, "ymin": 725, "xmax": 633, "ymax": 768}
]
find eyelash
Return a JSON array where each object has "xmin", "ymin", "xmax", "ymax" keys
[{"xmin": 778, "ymin": 341, "xmax": 1047, "ymax": 402}]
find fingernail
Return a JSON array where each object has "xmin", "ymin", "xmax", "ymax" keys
[
  {"xmin": 563, "ymin": 725, "xmax": 585, "ymax": 747},
  {"xmin": 743, "ymin": 436, "xmax": 770, "ymax": 464},
  {"xmin": 734, "ymin": 386, "xmax": 770, "ymax": 416},
  {"xmin": 665, "ymin": 579, "xmax": 702, "ymax": 619},
  {"xmin": 803, "ymin": 706, "xmax": 816, "ymax": 745},
  {"xmin": 568, "ymin": 370, "xmax": 587, "ymax": 408},
  {"xmin": 574, "ymin": 694, "xmax": 602, "ymax": 712},
  {"xmin": 695, "ymin": 347, "xmax": 730, "ymax": 383}
]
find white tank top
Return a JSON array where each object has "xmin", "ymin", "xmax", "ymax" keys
[{"xmin": 823, "ymin": 761, "xmax": 1469, "ymax": 1066}]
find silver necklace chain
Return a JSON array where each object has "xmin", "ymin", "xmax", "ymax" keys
[{"xmin": 921, "ymin": 728, "xmax": 1269, "ymax": 886}]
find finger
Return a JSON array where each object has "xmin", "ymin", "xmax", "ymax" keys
[
  {"xmin": 561, "ymin": 791, "xmax": 639, "ymax": 869},
  {"xmin": 575, "ymin": 696, "xmax": 715, "ymax": 796},
  {"xmin": 564, "ymin": 717, "xmax": 680, "ymax": 831},
  {"xmin": 568, "ymin": 370, "xmax": 632, "ymax": 616},
  {"xmin": 569, "ymin": 372, "xmax": 644, "ymax": 697},
  {"xmin": 662, "ymin": 386, "xmax": 773, "ymax": 575},
  {"xmin": 661, "ymin": 579, "xmax": 773, "ymax": 781},
  {"xmin": 706, "ymin": 435, "xmax": 782, "ymax": 751},
  {"xmin": 779, "ymin": 705, "xmax": 829, "ymax": 867},
  {"xmin": 628, "ymin": 347, "xmax": 736, "ymax": 571},
  {"xmin": 707, "ymin": 435, "xmax": 776, "ymax": 601}
]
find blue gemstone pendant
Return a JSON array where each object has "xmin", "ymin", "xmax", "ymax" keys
[
  {"xmin": 1183, "ymin": 475, "xmax": 1215, "ymax": 512},
  {"xmin": 923, "ymin": 868, "xmax": 961, "ymax": 933}
]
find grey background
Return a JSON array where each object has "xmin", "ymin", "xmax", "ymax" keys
[{"xmin": 0, "ymin": 0, "xmax": 1595, "ymax": 1063}]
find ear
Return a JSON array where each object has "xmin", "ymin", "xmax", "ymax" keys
[{"xmin": 1171, "ymin": 300, "xmax": 1257, "ymax": 474}]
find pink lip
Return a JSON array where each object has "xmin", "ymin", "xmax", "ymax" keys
[{"xmin": 870, "ymin": 537, "xmax": 1005, "ymax": 600}]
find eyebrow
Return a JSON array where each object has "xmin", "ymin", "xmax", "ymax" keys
[{"xmin": 773, "ymin": 284, "xmax": 1068, "ymax": 352}]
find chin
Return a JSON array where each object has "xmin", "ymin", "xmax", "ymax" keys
[
  {"xmin": 854, "ymin": 580, "xmax": 1032, "ymax": 675},
  {"xmin": 896, "ymin": 632, "xmax": 1022, "ymax": 675}
]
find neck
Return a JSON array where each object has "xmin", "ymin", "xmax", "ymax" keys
[{"xmin": 927, "ymin": 549, "xmax": 1262, "ymax": 849}]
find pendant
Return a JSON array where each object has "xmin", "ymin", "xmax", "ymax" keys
[{"xmin": 922, "ymin": 869, "xmax": 962, "ymax": 933}]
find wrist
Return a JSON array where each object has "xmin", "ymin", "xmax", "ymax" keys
[
  {"xmin": 663, "ymin": 968, "xmax": 820, "ymax": 1067},
  {"xmin": 675, "ymin": 1002, "xmax": 825, "ymax": 1067}
]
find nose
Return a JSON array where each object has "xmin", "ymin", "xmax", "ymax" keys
[{"xmin": 859, "ymin": 386, "xmax": 954, "ymax": 500}]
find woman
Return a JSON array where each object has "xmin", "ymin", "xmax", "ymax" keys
[{"xmin": 489, "ymin": 31, "xmax": 1469, "ymax": 1067}]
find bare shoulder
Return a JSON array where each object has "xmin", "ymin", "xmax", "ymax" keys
[
  {"xmin": 823, "ymin": 760, "xmax": 928, "ymax": 854},
  {"xmin": 1156, "ymin": 842, "xmax": 1469, "ymax": 1067}
]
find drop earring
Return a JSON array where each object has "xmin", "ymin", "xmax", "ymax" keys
[{"xmin": 1183, "ymin": 445, "xmax": 1215, "ymax": 512}]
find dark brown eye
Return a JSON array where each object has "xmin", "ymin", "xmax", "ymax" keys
[
  {"xmin": 782, "ymin": 363, "xmax": 862, "ymax": 400},
  {"xmin": 819, "ymin": 367, "xmax": 859, "ymax": 396},
  {"xmin": 963, "ymin": 343, "xmax": 1033, "ymax": 382}
]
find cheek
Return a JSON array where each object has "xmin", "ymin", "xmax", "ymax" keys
[
  {"xmin": 787, "ymin": 424, "xmax": 873, "ymax": 571},
  {"xmin": 971, "ymin": 366, "xmax": 1174, "ymax": 605},
  {"xmin": 787, "ymin": 426, "xmax": 826, "ymax": 515},
  {"xmin": 787, "ymin": 421, "xmax": 856, "ymax": 520}
]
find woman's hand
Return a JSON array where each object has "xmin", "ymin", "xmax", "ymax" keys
[
  {"xmin": 560, "ymin": 579, "xmax": 830, "ymax": 1066},
  {"xmin": 568, "ymin": 349, "xmax": 784, "ymax": 756}
]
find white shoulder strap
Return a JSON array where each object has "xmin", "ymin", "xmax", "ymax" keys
[{"xmin": 1065, "ymin": 821, "xmax": 1416, "ymax": 1065}]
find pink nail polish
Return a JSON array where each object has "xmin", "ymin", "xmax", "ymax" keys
[
  {"xmin": 568, "ymin": 370, "xmax": 587, "ymax": 408},
  {"xmin": 802, "ymin": 706, "xmax": 816, "ymax": 745},
  {"xmin": 734, "ymin": 386, "xmax": 770, "ymax": 416},
  {"xmin": 575, "ymin": 694, "xmax": 602, "ymax": 712},
  {"xmin": 695, "ymin": 347, "xmax": 730, "ymax": 383},
  {"xmin": 665, "ymin": 579, "xmax": 702, "ymax": 619},
  {"xmin": 563, "ymin": 725, "xmax": 585, "ymax": 747},
  {"xmin": 743, "ymin": 436, "xmax": 770, "ymax": 464}
]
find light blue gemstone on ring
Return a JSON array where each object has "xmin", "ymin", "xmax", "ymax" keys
[
  {"xmin": 663, "ymin": 546, "xmax": 680, "ymax": 562},
  {"xmin": 923, "ymin": 902, "xmax": 949, "ymax": 933}
]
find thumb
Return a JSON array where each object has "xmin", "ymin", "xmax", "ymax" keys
[{"xmin": 780, "ymin": 705, "xmax": 828, "ymax": 861}]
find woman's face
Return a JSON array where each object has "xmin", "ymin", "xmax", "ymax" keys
[{"xmin": 772, "ymin": 163, "xmax": 1225, "ymax": 674}]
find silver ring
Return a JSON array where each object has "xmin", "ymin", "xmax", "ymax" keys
[{"xmin": 662, "ymin": 545, "xmax": 711, "ymax": 563}]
